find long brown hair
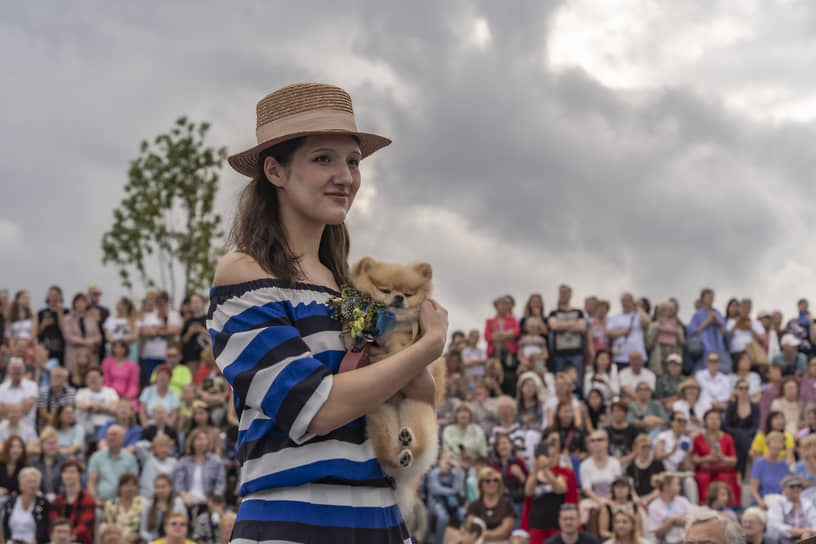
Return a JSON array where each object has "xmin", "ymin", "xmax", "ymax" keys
[
  {"xmin": 8, "ymin": 291, "xmax": 32, "ymax": 322},
  {"xmin": 147, "ymin": 473, "xmax": 176, "ymax": 532},
  {"xmin": 228, "ymin": 138, "xmax": 351, "ymax": 288}
]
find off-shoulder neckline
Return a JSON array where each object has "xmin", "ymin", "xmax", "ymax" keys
[{"xmin": 209, "ymin": 278, "xmax": 341, "ymax": 298}]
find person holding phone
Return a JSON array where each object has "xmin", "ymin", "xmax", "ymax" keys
[
  {"xmin": 522, "ymin": 447, "xmax": 578, "ymax": 544},
  {"xmin": 691, "ymin": 410, "xmax": 740, "ymax": 507},
  {"xmin": 655, "ymin": 411, "xmax": 698, "ymax": 504}
]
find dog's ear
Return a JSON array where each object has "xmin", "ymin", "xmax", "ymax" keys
[
  {"xmin": 413, "ymin": 262, "xmax": 432, "ymax": 280},
  {"xmin": 352, "ymin": 257, "xmax": 376, "ymax": 277}
]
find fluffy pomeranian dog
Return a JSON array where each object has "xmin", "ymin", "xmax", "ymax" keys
[{"xmin": 350, "ymin": 257, "xmax": 447, "ymax": 517}]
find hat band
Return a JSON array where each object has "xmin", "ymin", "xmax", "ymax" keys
[{"xmin": 256, "ymin": 109, "xmax": 359, "ymax": 144}]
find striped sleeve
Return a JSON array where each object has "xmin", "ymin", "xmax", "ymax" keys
[{"xmin": 207, "ymin": 283, "xmax": 335, "ymax": 445}]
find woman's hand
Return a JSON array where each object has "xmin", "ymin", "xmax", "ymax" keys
[
  {"xmin": 419, "ymin": 299, "xmax": 448, "ymax": 357},
  {"xmin": 509, "ymin": 464, "xmax": 525, "ymax": 480}
]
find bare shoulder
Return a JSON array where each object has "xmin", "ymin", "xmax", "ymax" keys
[{"xmin": 212, "ymin": 252, "xmax": 278, "ymax": 287}]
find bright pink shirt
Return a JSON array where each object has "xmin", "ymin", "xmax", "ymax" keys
[{"xmin": 100, "ymin": 357, "xmax": 140, "ymax": 409}]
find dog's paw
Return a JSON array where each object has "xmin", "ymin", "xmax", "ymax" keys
[
  {"xmin": 398, "ymin": 449, "xmax": 414, "ymax": 468},
  {"xmin": 398, "ymin": 427, "xmax": 414, "ymax": 448}
]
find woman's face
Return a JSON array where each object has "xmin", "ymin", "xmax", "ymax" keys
[
  {"xmin": 112, "ymin": 342, "xmax": 127, "ymax": 359},
  {"xmin": 60, "ymin": 406, "xmax": 75, "ymax": 425},
  {"xmin": 530, "ymin": 296, "xmax": 543, "ymax": 314},
  {"xmin": 74, "ymin": 296, "xmax": 87, "ymax": 313},
  {"xmin": 558, "ymin": 404, "xmax": 574, "ymax": 425},
  {"xmin": 20, "ymin": 474, "xmax": 38, "ymax": 496},
  {"xmin": 156, "ymin": 371, "xmax": 170, "ymax": 387},
  {"xmin": 784, "ymin": 381, "xmax": 798, "ymax": 400},
  {"xmin": 667, "ymin": 476, "xmax": 680, "ymax": 496},
  {"xmin": 455, "ymin": 408, "xmax": 471, "ymax": 426},
  {"xmin": 193, "ymin": 432, "xmax": 210, "ymax": 454},
  {"xmin": 18, "ymin": 291, "xmax": 30, "ymax": 308},
  {"xmin": 715, "ymin": 487, "xmax": 730, "ymax": 508},
  {"xmin": 9, "ymin": 439, "xmax": 23, "ymax": 460},
  {"xmin": 117, "ymin": 402, "xmax": 133, "ymax": 421},
  {"xmin": 737, "ymin": 355, "xmax": 751, "ymax": 373},
  {"xmin": 521, "ymin": 379, "xmax": 537, "ymax": 400},
  {"xmin": 684, "ymin": 386, "xmax": 700, "ymax": 402},
  {"xmin": 613, "ymin": 514, "xmax": 633, "ymax": 537},
  {"xmin": 588, "ymin": 391, "xmax": 603, "ymax": 409},
  {"xmin": 61, "ymin": 466, "xmax": 80, "ymax": 488},
  {"xmin": 116, "ymin": 298, "xmax": 125, "ymax": 316},
  {"xmin": 190, "ymin": 295, "xmax": 205, "ymax": 315},
  {"xmin": 119, "ymin": 479, "xmax": 137, "ymax": 499},
  {"xmin": 705, "ymin": 412, "xmax": 721, "ymax": 432},
  {"xmin": 155, "ymin": 440, "xmax": 172, "ymax": 460},
  {"xmin": 474, "ymin": 385, "xmax": 488, "ymax": 401},
  {"xmin": 735, "ymin": 381, "xmax": 750, "ymax": 397},
  {"xmin": 612, "ymin": 482, "xmax": 629, "ymax": 501},
  {"xmin": 596, "ymin": 352, "xmax": 610, "ymax": 370},
  {"xmin": 772, "ymin": 414, "xmax": 786, "ymax": 431},
  {"xmin": 266, "ymin": 135, "xmax": 362, "ymax": 227},
  {"xmin": 496, "ymin": 436, "xmax": 512, "ymax": 458},
  {"xmin": 41, "ymin": 437, "xmax": 57, "ymax": 457},
  {"xmin": 154, "ymin": 477, "xmax": 171, "ymax": 499},
  {"xmin": 768, "ymin": 436, "xmax": 785, "ymax": 456},
  {"xmin": 194, "ymin": 407, "xmax": 209, "ymax": 425}
]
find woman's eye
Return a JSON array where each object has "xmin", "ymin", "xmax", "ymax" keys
[
  {"xmin": 348, "ymin": 158, "xmax": 360, "ymax": 167},
  {"xmin": 378, "ymin": 287, "xmax": 391, "ymax": 294},
  {"xmin": 314, "ymin": 155, "xmax": 330, "ymax": 163}
]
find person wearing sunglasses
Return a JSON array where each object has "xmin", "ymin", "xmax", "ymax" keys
[
  {"xmin": 767, "ymin": 474, "xmax": 816, "ymax": 544},
  {"xmin": 465, "ymin": 467, "xmax": 515, "ymax": 542},
  {"xmin": 722, "ymin": 377, "xmax": 759, "ymax": 480},
  {"xmin": 152, "ymin": 511, "xmax": 195, "ymax": 544},
  {"xmin": 579, "ymin": 430, "xmax": 622, "ymax": 527}
]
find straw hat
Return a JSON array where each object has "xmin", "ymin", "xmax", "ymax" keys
[
  {"xmin": 228, "ymin": 83, "xmax": 391, "ymax": 177},
  {"xmin": 678, "ymin": 377, "xmax": 701, "ymax": 395}
]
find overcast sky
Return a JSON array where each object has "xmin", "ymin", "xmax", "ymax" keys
[{"xmin": 3, "ymin": 0, "xmax": 816, "ymax": 334}]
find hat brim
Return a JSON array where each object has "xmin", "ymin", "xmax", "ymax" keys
[{"xmin": 227, "ymin": 130, "xmax": 392, "ymax": 178}]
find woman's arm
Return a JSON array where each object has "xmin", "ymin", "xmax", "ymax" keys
[
  {"xmin": 483, "ymin": 516, "xmax": 514, "ymax": 541},
  {"xmin": 308, "ymin": 303, "xmax": 446, "ymax": 435},
  {"xmin": 750, "ymin": 477, "xmax": 765, "ymax": 509},
  {"xmin": 599, "ymin": 506, "xmax": 612, "ymax": 541}
]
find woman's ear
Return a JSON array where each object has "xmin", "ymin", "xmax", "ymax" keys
[{"xmin": 264, "ymin": 156, "xmax": 286, "ymax": 188}]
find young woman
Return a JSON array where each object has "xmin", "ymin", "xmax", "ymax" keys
[
  {"xmin": 579, "ymin": 430, "xmax": 622, "ymax": 525},
  {"xmin": 598, "ymin": 476, "xmax": 641, "ymax": 542},
  {"xmin": 603, "ymin": 509, "xmax": 650, "ymax": 544},
  {"xmin": 518, "ymin": 318, "xmax": 549, "ymax": 374},
  {"xmin": 490, "ymin": 433, "xmax": 529, "ymax": 519},
  {"xmin": 0, "ymin": 435, "xmax": 28, "ymax": 499},
  {"xmin": 587, "ymin": 300, "xmax": 611, "ymax": 362},
  {"xmin": 50, "ymin": 404, "xmax": 85, "ymax": 458},
  {"xmin": 553, "ymin": 401, "xmax": 588, "ymax": 460},
  {"xmin": 646, "ymin": 300, "xmax": 684, "ymax": 376},
  {"xmin": 522, "ymin": 446, "xmax": 578, "ymax": 544},
  {"xmin": 208, "ymin": 83, "xmax": 447, "ymax": 542},
  {"xmin": 646, "ymin": 473, "xmax": 693, "ymax": 544},
  {"xmin": 626, "ymin": 434, "xmax": 665, "ymax": 505},
  {"xmin": 705, "ymin": 481, "xmax": 737, "ymax": 520},
  {"xmin": 729, "ymin": 353, "xmax": 761, "ymax": 402},
  {"xmin": 584, "ymin": 350, "xmax": 620, "ymax": 404},
  {"xmin": 584, "ymin": 388, "xmax": 608, "ymax": 433},
  {"xmin": 750, "ymin": 410, "xmax": 796, "ymax": 466},
  {"xmin": 179, "ymin": 293, "xmax": 208, "ymax": 378},
  {"xmin": 6, "ymin": 290, "xmax": 37, "ymax": 345},
  {"xmin": 139, "ymin": 474, "xmax": 187, "ymax": 544},
  {"xmin": 103, "ymin": 297, "xmax": 140, "ymax": 362},
  {"xmin": 101, "ymin": 340, "xmax": 140, "ymax": 408},
  {"xmin": 516, "ymin": 371, "xmax": 549, "ymax": 431},
  {"xmin": 722, "ymin": 377, "xmax": 759, "ymax": 479}
]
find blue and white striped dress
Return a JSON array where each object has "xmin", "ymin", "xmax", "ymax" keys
[{"xmin": 207, "ymin": 279, "xmax": 412, "ymax": 543}]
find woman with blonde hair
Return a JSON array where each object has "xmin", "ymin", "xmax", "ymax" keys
[
  {"xmin": 1, "ymin": 467, "xmax": 49, "ymax": 544},
  {"xmin": 465, "ymin": 467, "xmax": 516, "ymax": 542},
  {"xmin": 485, "ymin": 358, "xmax": 506, "ymax": 398},
  {"xmin": 603, "ymin": 509, "xmax": 650, "ymax": 544},
  {"xmin": 794, "ymin": 433, "xmax": 816, "ymax": 486},
  {"xmin": 646, "ymin": 473, "xmax": 693, "ymax": 544},
  {"xmin": 749, "ymin": 430, "xmax": 789, "ymax": 509}
]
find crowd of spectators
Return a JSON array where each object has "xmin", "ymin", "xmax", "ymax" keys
[
  {"xmin": 0, "ymin": 286, "xmax": 236, "ymax": 544},
  {"xmin": 4, "ymin": 282, "xmax": 816, "ymax": 544},
  {"xmin": 419, "ymin": 286, "xmax": 816, "ymax": 544}
]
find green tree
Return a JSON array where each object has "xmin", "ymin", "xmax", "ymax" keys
[{"xmin": 102, "ymin": 117, "xmax": 228, "ymax": 302}]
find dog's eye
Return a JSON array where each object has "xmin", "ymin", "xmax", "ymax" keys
[
  {"xmin": 404, "ymin": 292, "xmax": 415, "ymax": 297},
  {"xmin": 378, "ymin": 287, "xmax": 391, "ymax": 294}
]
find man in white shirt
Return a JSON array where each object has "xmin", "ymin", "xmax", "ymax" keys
[
  {"xmin": 767, "ymin": 474, "xmax": 816, "ymax": 543},
  {"xmin": 75, "ymin": 367, "xmax": 119, "ymax": 439},
  {"xmin": 695, "ymin": 353, "xmax": 731, "ymax": 411},
  {"xmin": 655, "ymin": 411, "xmax": 698, "ymax": 504},
  {"xmin": 606, "ymin": 293, "xmax": 651, "ymax": 366},
  {"xmin": 726, "ymin": 298, "xmax": 767, "ymax": 355},
  {"xmin": 619, "ymin": 351, "xmax": 656, "ymax": 401},
  {"xmin": 0, "ymin": 358, "xmax": 40, "ymax": 427},
  {"xmin": 138, "ymin": 290, "xmax": 182, "ymax": 386}
]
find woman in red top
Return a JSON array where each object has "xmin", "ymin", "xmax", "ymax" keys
[
  {"xmin": 692, "ymin": 409, "xmax": 740, "ymax": 506},
  {"xmin": 521, "ymin": 443, "xmax": 579, "ymax": 544},
  {"xmin": 485, "ymin": 295, "xmax": 520, "ymax": 396}
]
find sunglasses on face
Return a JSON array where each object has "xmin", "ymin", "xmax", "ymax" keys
[
  {"xmin": 590, "ymin": 438, "xmax": 607, "ymax": 443},
  {"xmin": 736, "ymin": 386, "xmax": 749, "ymax": 390}
]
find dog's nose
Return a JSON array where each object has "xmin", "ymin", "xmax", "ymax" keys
[{"xmin": 391, "ymin": 295, "xmax": 404, "ymax": 308}]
